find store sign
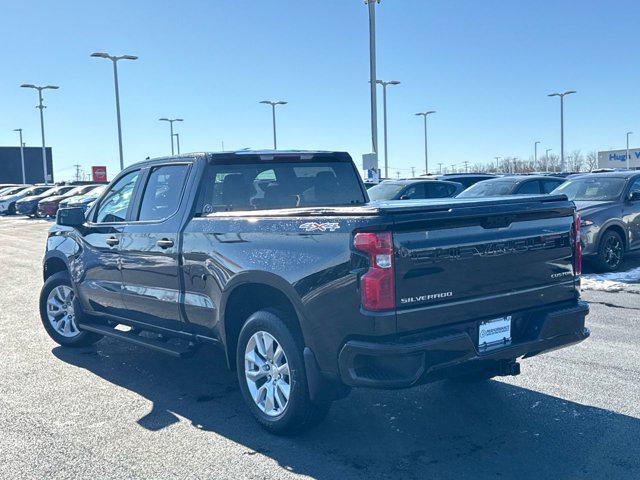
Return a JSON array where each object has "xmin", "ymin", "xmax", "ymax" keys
[{"xmin": 92, "ymin": 166, "xmax": 107, "ymax": 182}]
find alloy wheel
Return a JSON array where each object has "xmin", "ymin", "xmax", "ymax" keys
[
  {"xmin": 46, "ymin": 285, "xmax": 80, "ymax": 338},
  {"xmin": 244, "ymin": 331, "xmax": 291, "ymax": 417},
  {"xmin": 603, "ymin": 236, "xmax": 622, "ymax": 269}
]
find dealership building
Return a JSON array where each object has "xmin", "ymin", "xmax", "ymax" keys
[
  {"xmin": 598, "ymin": 148, "xmax": 640, "ymax": 170},
  {"xmin": 0, "ymin": 146, "xmax": 53, "ymax": 183}
]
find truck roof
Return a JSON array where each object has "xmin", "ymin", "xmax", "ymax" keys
[{"xmin": 133, "ymin": 150, "xmax": 353, "ymax": 168}]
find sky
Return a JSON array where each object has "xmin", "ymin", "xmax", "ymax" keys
[{"xmin": 1, "ymin": 0, "xmax": 639, "ymax": 180}]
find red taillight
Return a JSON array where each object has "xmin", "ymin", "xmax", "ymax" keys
[
  {"xmin": 573, "ymin": 212, "xmax": 582, "ymax": 276},
  {"xmin": 354, "ymin": 232, "xmax": 395, "ymax": 311}
]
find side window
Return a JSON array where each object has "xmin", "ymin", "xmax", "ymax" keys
[
  {"xmin": 628, "ymin": 177, "xmax": 640, "ymax": 200},
  {"xmin": 401, "ymin": 184, "xmax": 425, "ymax": 199},
  {"xmin": 426, "ymin": 182, "xmax": 455, "ymax": 198},
  {"xmin": 94, "ymin": 170, "xmax": 140, "ymax": 223},
  {"xmin": 541, "ymin": 179, "xmax": 563, "ymax": 193},
  {"xmin": 138, "ymin": 164, "xmax": 190, "ymax": 221},
  {"xmin": 516, "ymin": 181, "xmax": 541, "ymax": 194}
]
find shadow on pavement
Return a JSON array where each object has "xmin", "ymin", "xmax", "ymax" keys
[{"xmin": 52, "ymin": 341, "xmax": 640, "ymax": 480}]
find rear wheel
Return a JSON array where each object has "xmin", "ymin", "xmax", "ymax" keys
[
  {"xmin": 7, "ymin": 203, "xmax": 16, "ymax": 215},
  {"xmin": 236, "ymin": 310, "xmax": 331, "ymax": 434},
  {"xmin": 39, "ymin": 272, "xmax": 103, "ymax": 347},
  {"xmin": 594, "ymin": 230, "xmax": 624, "ymax": 272}
]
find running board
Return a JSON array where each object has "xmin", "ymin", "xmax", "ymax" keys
[{"xmin": 78, "ymin": 321, "xmax": 197, "ymax": 358}]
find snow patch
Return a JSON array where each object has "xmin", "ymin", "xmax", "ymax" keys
[{"xmin": 581, "ymin": 266, "xmax": 640, "ymax": 294}]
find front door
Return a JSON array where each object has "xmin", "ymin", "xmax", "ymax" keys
[
  {"xmin": 75, "ymin": 169, "xmax": 141, "ymax": 317},
  {"xmin": 624, "ymin": 176, "xmax": 640, "ymax": 249},
  {"xmin": 120, "ymin": 163, "xmax": 192, "ymax": 331}
]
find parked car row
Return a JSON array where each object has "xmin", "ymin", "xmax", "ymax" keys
[
  {"xmin": 366, "ymin": 171, "xmax": 640, "ymax": 271},
  {"xmin": 0, "ymin": 183, "xmax": 104, "ymax": 218}
]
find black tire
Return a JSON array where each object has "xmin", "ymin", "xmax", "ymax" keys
[
  {"xmin": 236, "ymin": 309, "xmax": 331, "ymax": 435},
  {"xmin": 594, "ymin": 230, "xmax": 625, "ymax": 272},
  {"xmin": 39, "ymin": 271, "xmax": 103, "ymax": 347},
  {"xmin": 7, "ymin": 202, "xmax": 16, "ymax": 215}
]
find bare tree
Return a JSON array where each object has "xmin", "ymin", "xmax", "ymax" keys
[
  {"xmin": 571, "ymin": 149, "xmax": 584, "ymax": 172},
  {"xmin": 586, "ymin": 150, "xmax": 598, "ymax": 171}
]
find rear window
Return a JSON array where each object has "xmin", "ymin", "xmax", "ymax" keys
[
  {"xmin": 367, "ymin": 182, "xmax": 406, "ymax": 200},
  {"xmin": 457, "ymin": 180, "xmax": 516, "ymax": 198},
  {"xmin": 197, "ymin": 162, "xmax": 365, "ymax": 213}
]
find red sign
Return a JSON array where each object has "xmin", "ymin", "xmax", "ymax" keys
[{"xmin": 92, "ymin": 166, "xmax": 107, "ymax": 183}]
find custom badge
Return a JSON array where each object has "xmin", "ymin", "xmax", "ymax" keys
[{"xmin": 299, "ymin": 222, "xmax": 340, "ymax": 232}]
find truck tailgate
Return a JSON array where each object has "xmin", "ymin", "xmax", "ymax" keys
[{"xmin": 387, "ymin": 196, "xmax": 579, "ymax": 333}]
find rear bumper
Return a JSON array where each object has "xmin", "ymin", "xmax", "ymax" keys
[
  {"xmin": 37, "ymin": 203, "xmax": 58, "ymax": 217},
  {"xmin": 338, "ymin": 300, "xmax": 589, "ymax": 388}
]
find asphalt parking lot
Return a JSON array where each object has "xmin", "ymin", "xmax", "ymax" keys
[{"xmin": 1, "ymin": 216, "xmax": 639, "ymax": 480}]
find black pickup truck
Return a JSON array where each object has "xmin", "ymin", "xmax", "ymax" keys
[{"xmin": 41, "ymin": 150, "xmax": 589, "ymax": 433}]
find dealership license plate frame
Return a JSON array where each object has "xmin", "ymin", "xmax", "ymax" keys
[{"xmin": 478, "ymin": 315, "xmax": 512, "ymax": 352}]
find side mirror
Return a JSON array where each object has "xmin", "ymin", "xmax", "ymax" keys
[
  {"xmin": 57, "ymin": 207, "xmax": 86, "ymax": 228},
  {"xmin": 629, "ymin": 191, "xmax": 640, "ymax": 202}
]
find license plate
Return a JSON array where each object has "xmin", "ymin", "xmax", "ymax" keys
[{"xmin": 478, "ymin": 316, "xmax": 512, "ymax": 352}]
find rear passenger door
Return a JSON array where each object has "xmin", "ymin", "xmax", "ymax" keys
[{"xmin": 119, "ymin": 162, "xmax": 192, "ymax": 330}]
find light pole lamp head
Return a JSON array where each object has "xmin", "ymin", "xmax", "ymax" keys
[
  {"xmin": 20, "ymin": 84, "xmax": 36, "ymax": 89},
  {"xmin": 13, "ymin": 128, "xmax": 22, "ymax": 132},
  {"xmin": 44, "ymin": 85, "xmax": 59, "ymax": 90},
  {"xmin": 121, "ymin": 55, "xmax": 138, "ymax": 61},
  {"xmin": 174, "ymin": 118, "xmax": 184, "ymax": 122},
  {"xmin": 627, "ymin": 131, "xmax": 633, "ymax": 136},
  {"xmin": 159, "ymin": 117, "xmax": 170, "ymax": 122},
  {"xmin": 91, "ymin": 52, "xmax": 111, "ymax": 59},
  {"xmin": 564, "ymin": 90, "xmax": 577, "ymax": 96}
]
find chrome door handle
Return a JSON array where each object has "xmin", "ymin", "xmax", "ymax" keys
[
  {"xmin": 156, "ymin": 238, "xmax": 174, "ymax": 249},
  {"xmin": 106, "ymin": 236, "xmax": 119, "ymax": 247}
]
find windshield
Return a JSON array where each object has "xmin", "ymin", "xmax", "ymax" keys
[
  {"xmin": 552, "ymin": 177, "xmax": 625, "ymax": 201},
  {"xmin": 198, "ymin": 161, "xmax": 366, "ymax": 212},
  {"xmin": 0, "ymin": 186, "xmax": 28, "ymax": 196},
  {"xmin": 367, "ymin": 183, "xmax": 406, "ymax": 200},
  {"xmin": 457, "ymin": 180, "xmax": 516, "ymax": 198}
]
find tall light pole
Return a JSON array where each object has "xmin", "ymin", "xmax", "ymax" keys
[
  {"xmin": 626, "ymin": 131, "xmax": 633, "ymax": 169},
  {"xmin": 494, "ymin": 156, "xmax": 501, "ymax": 173},
  {"xmin": 545, "ymin": 148, "xmax": 552, "ymax": 172},
  {"xmin": 91, "ymin": 52, "xmax": 138, "ymax": 171},
  {"xmin": 415, "ymin": 111, "xmax": 436, "ymax": 174},
  {"xmin": 173, "ymin": 133, "xmax": 181, "ymax": 155},
  {"xmin": 20, "ymin": 84, "xmax": 59, "ymax": 185},
  {"xmin": 159, "ymin": 118, "xmax": 183, "ymax": 155},
  {"xmin": 365, "ymin": 0, "xmax": 380, "ymax": 157},
  {"xmin": 375, "ymin": 80, "xmax": 400, "ymax": 178},
  {"xmin": 534, "ymin": 141, "xmax": 540, "ymax": 168},
  {"xmin": 548, "ymin": 90, "xmax": 576, "ymax": 172},
  {"xmin": 13, "ymin": 129, "xmax": 26, "ymax": 183},
  {"xmin": 259, "ymin": 100, "xmax": 287, "ymax": 149}
]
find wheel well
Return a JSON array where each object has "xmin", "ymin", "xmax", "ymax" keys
[
  {"xmin": 43, "ymin": 257, "xmax": 68, "ymax": 281},
  {"xmin": 224, "ymin": 283, "xmax": 301, "ymax": 370},
  {"xmin": 601, "ymin": 225, "xmax": 627, "ymax": 250}
]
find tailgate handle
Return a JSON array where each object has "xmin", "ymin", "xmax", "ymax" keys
[{"xmin": 481, "ymin": 215, "xmax": 513, "ymax": 229}]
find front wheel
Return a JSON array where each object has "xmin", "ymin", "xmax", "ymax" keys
[
  {"xmin": 236, "ymin": 310, "xmax": 331, "ymax": 434},
  {"xmin": 39, "ymin": 272, "xmax": 103, "ymax": 347},
  {"xmin": 594, "ymin": 230, "xmax": 625, "ymax": 272}
]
